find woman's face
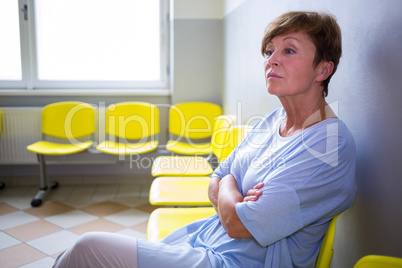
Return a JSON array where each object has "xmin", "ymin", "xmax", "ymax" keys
[{"xmin": 263, "ymin": 32, "xmax": 322, "ymax": 98}]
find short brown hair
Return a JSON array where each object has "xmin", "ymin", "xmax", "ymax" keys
[{"xmin": 261, "ymin": 12, "xmax": 342, "ymax": 97}]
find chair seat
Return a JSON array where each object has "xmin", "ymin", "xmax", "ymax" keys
[
  {"xmin": 147, "ymin": 207, "xmax": 216, "ymax": 241},
  {"xmin": 354, "ymin": 255, "xmax": 402, "ymax": 268},
  {"xmin": 166, "ymin": 140, "xmax": 212, "ymax": 155},
  {"xmin": 27, "ymin": 141, "xmax": 93, "ymax": 155},
  {"xmin": 150, "ymin": 176, "xmax": 211, "ymax": 206},
  {"xmin": 151, "ymin": 156, "xmax": 213, "ymax": 177},
  {"xmin": 96, "ymin": 140, "xmax": 158, "ymax": 155}
]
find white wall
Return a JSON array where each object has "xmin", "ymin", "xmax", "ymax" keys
[{"xmin": 222, "ymin": 0, "xmax": 402, "ymax": 267}]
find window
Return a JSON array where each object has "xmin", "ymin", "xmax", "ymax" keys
[
  {"xmin": 0, "ymin": 0, "xmax": 169, "ymax": 92},
  {"xmin": 0, "ymin": 0, "xmax": 22, "ymax": 81}
]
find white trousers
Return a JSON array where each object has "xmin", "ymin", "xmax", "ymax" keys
[
  {"xmin": 53, "ymin": 232, "xmax": 138, "ymax": 268},
  {"xmin": 52, "ymin": 232, "xmax": 212, "ymax": 268}
]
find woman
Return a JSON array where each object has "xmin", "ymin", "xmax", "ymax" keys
[{"xmin": 53, "ymin": 11, "xmax": 356, "ymax": 268}]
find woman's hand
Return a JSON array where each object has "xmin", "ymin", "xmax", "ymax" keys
[{"xmin": 243, "ymin": 182, "xmax": 264, "ymax": 202}]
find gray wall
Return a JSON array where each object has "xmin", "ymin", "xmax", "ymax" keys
[
  {"xmin": 172, "ymin": 19, "xmax": 223, "ymax": 105},
  {"xmin": 222, "ymin": 0, "xmax": 402, "ymax": 267}
]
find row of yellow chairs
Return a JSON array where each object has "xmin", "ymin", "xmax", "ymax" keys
[
  {"xmin": 147, "ymin": 117, "xmax": 251, "ymax": 241},
  {"xmin": 25, "ymin": 101, "xmax": 222, "ymax": 206}
]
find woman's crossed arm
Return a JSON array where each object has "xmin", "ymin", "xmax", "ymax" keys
[{"xmin": 208, "ymin": 174, "xmax": 263, "ymax": 239}]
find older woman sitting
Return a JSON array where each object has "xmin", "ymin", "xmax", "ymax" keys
[{"xmin": 53, "ymin": 11, "xmax": 356, "ymax": 268}]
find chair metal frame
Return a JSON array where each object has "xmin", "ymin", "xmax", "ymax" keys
[{"xmin": 27, "ymin": 101, "xmax": 95, "ymax": 206}]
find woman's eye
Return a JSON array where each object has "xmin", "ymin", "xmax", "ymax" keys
[
  {"xmin": 285, "ymin": 48, "xmax": 295, "ymax": 54},
  {"xmin": 264, "ymin": 50, "xmax": 273, "ymax": 58}
]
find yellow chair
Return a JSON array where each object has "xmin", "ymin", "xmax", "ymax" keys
[
  {"xmin": 151, "ymin": 115, "xmax": 236, "ymax": 177},
  {"xmin": 219, "ymin": 124, "xmax": 251, "ymax": 162},
  {"xmin": 147, "ymin": 207, "xmax": 216, "ymax": 241},
  {"xmin": 354, "ymin": 255, "xmax": 402, "ymax": 268},
  {"xmin": 210, "ymin": 115, "xmax": 237, "ymax": 164},
  {"xmin": 96, "ymin": 102, "xmax": 159, "ymax": 155},
  {"xmin": 149, "ymin": 176, "xmax": 211, "ymax": 206},
  {"xmin": 27, "ymin": 101, "xmax": 95, "ymax": 207},
  {"xmin": 316, "ymin": 215, "xmax": 340, "ymax": 268},
  {"xmin": 150, "ymin": 123, "xmax": 250, "ymax": 206},
  {"xmin": 166, "ymin": 102, "xmax": 222, "ymax": 155},
  {"xmin": 0, "ymin": 109, "xmax": 4, "ymax": 190}
]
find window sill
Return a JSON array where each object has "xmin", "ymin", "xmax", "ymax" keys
[{"xmin": 0, "ymin": 88, "xmax": 171, "ymax": 97}]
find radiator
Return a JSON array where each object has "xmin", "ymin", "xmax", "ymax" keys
[
  {"xmin": 0, "ymin": 106, "xmax": 109, "ymax": 165},
  {"xmin": 0, "ymin": 107, "xmax": 42, "ymax": 164}
]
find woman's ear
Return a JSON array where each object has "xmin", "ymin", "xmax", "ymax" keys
[{"xmin": 316, "ymin": 61, "xmax": 334, "ymax": 82}]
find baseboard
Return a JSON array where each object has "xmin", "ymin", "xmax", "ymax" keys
[{"xmin": 0, "ymin": 174, "xmax": 154, "ymax": 187}]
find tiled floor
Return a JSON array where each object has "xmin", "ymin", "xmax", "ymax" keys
[{"xmin": 0, "ymin": 181, "xmax": 158, "ymax": 268}]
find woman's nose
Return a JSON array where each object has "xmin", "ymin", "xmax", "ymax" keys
[{"xmin": 267, "ymin": 52, "xmax": 279, "ymax": 67}]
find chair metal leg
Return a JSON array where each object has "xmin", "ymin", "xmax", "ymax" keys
[
  {"xmin": 0, "ymin": 182, "xmax": 5, "ymax": 190},
  {"xmin": 31, "ymin": 154, "xmax": 59, "ymax": 207}
]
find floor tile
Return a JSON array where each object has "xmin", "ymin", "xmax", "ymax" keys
[
  {"xmin": 131, "ymin": 220, "xmax": 149, "ymax": 234},
  {"xmin": 69, "ymin": 219, "xmax": 125, "ymax": 235},
  {"xmin": 135, "ymin": 202, "xmax": 162, "ymax": 213},
  {"xmin": 116, "ymin": 228, "xmax": 147, "ymax": 240},
  {"xmin": 139, "ymin": 182, "xmax": 153, "ymax": 197},
  {"xmin": 0, "ymin": 186, "xmax": 34, "ymax": 203},
  {"xmin": 0, "ymin": 203, "xmax": 19, "ymax": 215},
  {"xmin": 104, "ymin": 208, "xmax": 149, "ymax": 227},
  {"xmin": 0, "ymin": 231, "xmax": 21, "ymax": 250},
  {"xmin": 90, "ymin": 184, "xmax": 120, "ymax": 203},
  {"xmin": 47, "ymin": 186, "xmax": 74, "ymax": 203},
  {"xmin": 81, "ymin": 200, "xmax": 130, "ymax": 217},
  {"xmin": 27, "ymin": 230, "xmax": 80, "ymax": 256},
  {"xmin": 19, "ymin": 256, "xmax": 56, "ymax": 268},
  {"xmin": 45, "ymin": 210, "xmax": 99, "ymax": 229},
  {"xmin": 0, "ymin": 243, "xmax": 46, "ymax": 268},
  {"xmin": 114, "ymin": 184, "xmax": 143, "ymax": 206},
  {"xmin": 4, "ymin": 187, "xmax": 40, "ymax": 210},
  {"xmin": 0, "ymin": 211, "xmax": 39, "ymax": 230},
  {"xmin": 0, "ymin": 183, "xmax": 151, "ymax": 266},
  {"xmin": 24, "ymin": 201, "xmax": 74, "ymax": 218},
  {"xmin": 4, "ymin": 219, "xmax": 63, "ymax": 242},
  {"xmin": 63, "ymin": 185, "xmax": 97, "ymax": 208}
]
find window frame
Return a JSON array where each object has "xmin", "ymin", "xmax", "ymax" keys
[{"xmin": 0, "ymin": 0, "xmax": 170, "ymax": 94}]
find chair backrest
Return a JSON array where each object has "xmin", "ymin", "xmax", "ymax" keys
[
  {"xmin": 211, "ymin": 115, "xmax": 236, "ymax": 162},
  {"xmin": 316, "ymin": 215, "xmax": 340, "ymax": 268},
  {"xmin": 354, "ymin": 255, "xmax": 402, "ymax": 268},
  {"xmin": 169, "ymin": 102, "xmax": 222, "ymax": 140},
  {"xmin": 106, "ymin": 102, "xmax": 159, "ymax": 140},
  {"xmin": 42, "ymin": 101, "xmax": 95, "ymax": 140},
  {"xmin": 219, "ymin": 124, "xmax": 251, "ymax": 162}
]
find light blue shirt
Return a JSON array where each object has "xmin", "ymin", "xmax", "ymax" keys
[{"xmin": 138, "ymin": 108, "xmax": 357, "ymax": 268}]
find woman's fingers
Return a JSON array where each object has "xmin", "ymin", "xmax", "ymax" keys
[
  {"xmin": 244, "ymin": 184, "xmax": 264, "ymax": 202},
  {"xmin": 244, "ymin": 195, "xmax": 259, "ymax": 202},
  {"xmin": 254, "ymin": 182, "xmax": 264, "ymax": 189}
]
